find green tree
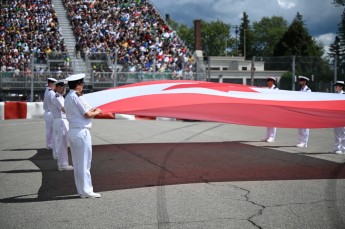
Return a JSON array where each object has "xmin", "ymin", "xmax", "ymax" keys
[
  {"xmin": 239, "ymin": 12, "xmax": 254, "ymax": 59},
  {"xmin": 337, "ymin": 9, "xmax": 345, "ymax": 57},
  {"xmin": 167, "ymin": 19, "xmax": 194, "ymax": 51},
  {"xmin": 252, "ymin": 16, "xmax": 288, "ymax": 56},
  {"xmin": 330, "ymin": 8, "xmax": 345, "ymax": 80},
  {"xmin": 168, "ymin": 19, "xmax": 234, "ymax": 56},
  {"xmin": 201, "ymin": 20, "xmax": 233, "ymax": 56},
  {"xmin": 329, "ymin": 36, "xmax": 343, "ymax": 59},
  {"xmin": 271, "ymin": 13, "xmax": 331, "ymax": 84},
  {"xmin": 333, "ymin": 0, "xmax": 345, "ymax": 6},
  {"xmin": 273, "ymin": 13, "xmax": 323, "ymax": 57}
]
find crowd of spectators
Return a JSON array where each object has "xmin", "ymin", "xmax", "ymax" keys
[
  {"xmin": 0, "ymin": 0, "xmax": 195, "ymax": 83},
  {"xmin": 64, "ymin": 0, "xmax": 195, "ymax": 78},
  {"xmin": 0, "ymin": 0, "xmax": 67, "ymax": 80}
]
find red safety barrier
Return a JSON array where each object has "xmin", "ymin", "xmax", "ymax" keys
[{"xmin": 4, "ymin": 102, "xmax": 28, "ymax": 119}]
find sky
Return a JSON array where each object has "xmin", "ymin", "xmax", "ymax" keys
[{"xmin": 150, "ymin": 0, "xmax": 344, "ymax": 54}]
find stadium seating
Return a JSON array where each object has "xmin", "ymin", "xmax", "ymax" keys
[
  {"xmin": 64, "ymin": 0, "xmax": 194, "ymax": 75},
  {"xmin": 0, "ymin": 0, "xmax": 67, "ymax": 80}
]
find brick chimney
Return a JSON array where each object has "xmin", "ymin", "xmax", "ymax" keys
[{"xmin": 194, "ymin": 20, "xmax": 203, "ymax": 58}]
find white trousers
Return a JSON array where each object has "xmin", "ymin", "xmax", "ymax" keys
[
  {"xmin": 298, "ymin": 128, "xmax": 309, "ymax": 144},
  {"xmin": 44, "ymin": 111, "xmax": 53, "ymax": 148},
  {"xmin": 266, "ymin": 127, "xmax": 277, "ymax": 139},
  {"xmin": 333, "ymin": 127, "xmax": 345, "ymax": 152},
  {"xmin": 68, "ymin": 128, "xmax": 93, "ymax": 195},
  {"xmin": 53, "ymin": 118, "xmax": 69, "ymax": 167}
]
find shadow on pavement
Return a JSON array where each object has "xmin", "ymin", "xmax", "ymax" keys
[{"xmin": 1, "ymin": 142, "xmax": 345, "ymax": 203}]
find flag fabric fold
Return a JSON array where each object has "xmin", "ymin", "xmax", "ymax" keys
[{"xmin": 84, "ymin": 80, "xmax": 345, "ymax": 128}]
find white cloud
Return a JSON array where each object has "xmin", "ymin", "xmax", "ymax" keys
[
  {"xmin": 314, "ymin": 33, "xmax": 336, "ymax": 56},
  {"xmin": 151, "ymin": 0, "xmax": 341, "ymax": 38},
  {"xmin": 277, "ymin": 0, "xmax": 296, "ymax": 9}
]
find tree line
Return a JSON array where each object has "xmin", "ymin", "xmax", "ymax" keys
[{"xmin": 168, "ymin": 3, "xmax": 345, "ymax": 83}]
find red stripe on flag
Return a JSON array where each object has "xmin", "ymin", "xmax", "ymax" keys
[
  {"xmin": 4, "ymin": 102, "xmax": 27, "ymax": 119},
  {"xmin": 94, "ymin": 113, "xmax": 115, "ymax": 119},
  {"xmin": 96, "ymin": 93, "xmax": 345, "ymax": 128},
  {"xmin": 134, "ymin": 115, "xmax": 156, "ymax": 120}
]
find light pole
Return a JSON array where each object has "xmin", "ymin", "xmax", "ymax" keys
[
  {"xmin": 243, "ymin": 28, "xmax": 246, "ymax": 59},
  {"xmin": 235, "ymin": 26, "xmax": 239, "ymax": 56}
]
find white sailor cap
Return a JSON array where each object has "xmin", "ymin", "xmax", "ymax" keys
[
  {"xmin": 65, "ymin": 73, "xmax": 85, "ymax": 82},
  {"xmin": 55, "ymin": 79, "xmax": 67, "ymax": 86},
  {"xmin": 333, "ymin": 81, "xmax": 345, "ymax": 86},
  {"xmin": 267, "ymin": 77, "xmax": 276, "ymax": 82},
  {"xmin": 298, "ymin": 76, "xmax": 309, "ymax": 81},
  {"xmin": 47, "ymin": 77, "xmax": 57, "ymax": 83}
]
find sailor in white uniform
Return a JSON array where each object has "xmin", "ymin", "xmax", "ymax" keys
[
  {"xmin": 263, "ymin": 77, "xmax": 278, "ymax": 143},
  {"xmin": 43, "ymin": 77, "xmax": 57, "ymax": 152},
  {"xmin": 64, "ymin": 74, "xmax": 102, "ymax": 198},
  {"xmin": 296, "ymin": 76, "xmax": 311, "ymax": 148},
  {"xmin": 50, "ymin": 80, "xmax": 73, "ymax": 171},
  {"xmin": 332, "ymin": 81, "xmax": 345, "ymax": 154}
]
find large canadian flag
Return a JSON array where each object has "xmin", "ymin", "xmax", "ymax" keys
[{"xmin": 84, "ymin": 80, "xmax": 345, "ymax": 128}]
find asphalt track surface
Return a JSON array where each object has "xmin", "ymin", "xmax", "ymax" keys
[{"xmin": 1, "ymin": 119, "xmax": 345, "ymax": 228}]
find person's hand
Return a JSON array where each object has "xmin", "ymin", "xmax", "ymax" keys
[
  {"xmin": 85, "ymin": 108, "xmax": 102, "ymax": 119},
  {"xmin": 94, "ymin": 108, "xmax": 102, "ymax": 115}
]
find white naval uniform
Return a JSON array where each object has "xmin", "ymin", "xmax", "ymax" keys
[
  {"xmin": 65, "ymin": 90, "xmax": 94, "ymax": 196},
  {"xmin": 266, "ymin": 85, "xmax": 278, "ymax": 140},
  {"xmin": 297, "ymin": 85, "xmax": 311, "ymax": 145},
  {"xmin": 51, "ymin": 92, "xmax": 70, "ymax": 167},
  {"xmin": 333, "ymin": 90, "xmax": 345, "ymax": 153},
  {"xmin": 43, "ymin": 87, "xmax": 55, "ymax": 150}
]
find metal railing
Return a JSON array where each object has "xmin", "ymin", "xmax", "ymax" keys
[
  {"xmin": 0, "ymin": 71, "xmax": 200, "ymax": 101},
  {"xmin": 91, "ymin": 71, "xmax": 198, "ymax": 89}
]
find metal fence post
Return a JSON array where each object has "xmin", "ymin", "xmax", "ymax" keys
[
  {"xmin": 113, "ymin": 49, "xmax": 118, "ymax": 87},
  {"xmin": 30, "ymin": 55, "xmax": 35, "ymax": 101},
  {"xmin": 153, "ymin": 53, "xmax": 156, "ymax": 80},
  {"xmin": 30, "ymin": 71, "xmax": 34, "ymax": 102},
  {"xmin": 292, "ymin": 55, "xmax": 296, "ymax": 91},
  {"xmin": 250, "ymin": 56, "xmax": 255, "ymax": 86},
  {"xmin": 208, "ymin": 56, "xmax": 211, "ymax": 81},
  {"xmin": 334, "ymin": 54, "xmax": 338, "ymax": 84},
  {"xmin": 0, "ymin": 72, "xmax": 2, "ymax": 98}
]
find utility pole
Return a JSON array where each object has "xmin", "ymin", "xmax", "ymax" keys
[
  {"xmin": 235, "ymin": 26, "xmax": 239, "ymax": 55},
  {"xmin": 243, "ymin": 28, "xmax": 246, "ymax": 59}
]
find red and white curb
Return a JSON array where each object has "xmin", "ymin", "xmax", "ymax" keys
[
  {"xmin": 0, "ymin": 102, "xmax": 44, "ymax": 120},
  {"xmin": 0, "ymin": 102, "xmax": 177, "ymax": 121}
]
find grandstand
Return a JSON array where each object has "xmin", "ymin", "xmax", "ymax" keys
[{"xmin": 0, "ymin": 0, "xmax": 197, "ymax": 101}]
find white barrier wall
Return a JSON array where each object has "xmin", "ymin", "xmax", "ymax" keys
[
  {"xmin": 0, "ymin": 102, "xmax": 4, "ymax": 120},
  {"xmin": 26, "ymin": 102, "xmax": 44, "ymax": 119}
]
